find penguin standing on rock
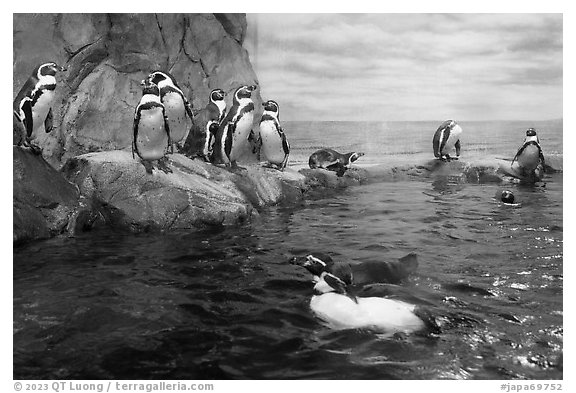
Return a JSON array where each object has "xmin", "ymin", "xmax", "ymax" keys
[
  {"xmin": 206, "ymin": 88, "xmax": 227, "ymax": 124},
  {"xmin": 432, "ymin": 120, "xmax": 462, "ymax": 161},
  {"xmin": 213, "ymin": 84, "xmax": 257, "ymax": 169},
  {"xmin": 13, "ymin": 62, "xmax": 66, "ymax": 153},
  {"xmin": 133, "ymin": 80, "xmax": 172, "ymax": 174},
  {"xmin": 258, "ymin": 100, "xmax": 290, "ymax": 170},
  {"xmin": 202, "ymin": 88, "xmax": 226, "ymax": 162},
  {"xmin": 143, "ymin": 71, "xmax": 194, "ymax": 153}
]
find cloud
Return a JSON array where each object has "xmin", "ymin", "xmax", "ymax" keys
[{"xmin": 245, "ymin": 13, "xmax": 562, "ymax": 121}]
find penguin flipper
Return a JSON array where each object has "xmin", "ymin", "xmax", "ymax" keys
[
  {"xmin": 324, "ymin": 160, "xmax": 341, "ymax": 170},
  {"xmin": 281, "ymin": 132, "xmax": 290, "ymax": 156},
  {"xmin": 21, "ymin": 99, "xmax": 34, "ymax": 138},
  {"xmin": 280, "ymin": 134, "xmax": 290, "ymax": 170},
  {"xmin": 133, "ymin": 109, "xmax": 141, "ymax": 159},
  {"xmin": 455, "ymin": 139, "xmax": 461, "ymax": 156},
  {"xmin": 163, "ymin": 107, "xmax": 173, "ymax": 154},
  {"xmin": 44, "ymin": 108, "xmax": 54, "ymax": 133},
  {"xmin": 511, "ymin": 144, "xmax": 526, "ymax": 164}
]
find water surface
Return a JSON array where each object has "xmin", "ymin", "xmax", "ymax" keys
[{"xmin": 14, "ymin": 121, "xmax": 563, "ymax": 379}]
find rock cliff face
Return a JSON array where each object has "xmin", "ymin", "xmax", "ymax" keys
[
  {"xmin": 13, "ymin": 147, "xmax": 103, "ymax": 245},
  {"xmin": 13, "ymin": 13, "xmax": 261, "ymax": 168}
]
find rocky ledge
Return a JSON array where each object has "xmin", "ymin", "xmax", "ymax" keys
[
  {"xmin": 14, "ymin": 147, "xmax": 561, "ymax": 245},
  {"xmin": 13, "ymin": 147, "xmax": 371, "ymax": 244}
]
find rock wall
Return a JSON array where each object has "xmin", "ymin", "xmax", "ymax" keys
[{"xmin": 13, "ymin": 13, "xmax": 261, "ymax": 168}]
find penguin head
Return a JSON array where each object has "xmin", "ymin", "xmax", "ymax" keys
[
  {"xmin": 145, "ymin": 70, "xmax": 181, "ymax": 89},
  {"xmin": 263, "ymin": 100, "xmax": 280, "ymax": 117},
  {"xmin": 37, "ymin": 62, "xmax": 66, "ymax": 78},
  {"xmin": 290, "ymin": 254, "xmax": 332, "ymax": 276},
  {"xmin": 141, "ymin": 79, "xmax": 160, "ymax": 96},
  {"xmin": 501, "ymin": 190, "xmax": 515, "ymax": 204},
  {"xmin": 313, "ymin": 272, "xmax": 348, "ymax": 295},
  {"xmin": 210, "ymin": 89, "xmax": 226, "ymax": 103},
  {"xmin": 524, "ymin": 128, "xmax": 540, "ymax": 144},
  {"xmin": 234, "ymin": 85, "xmax": 257, "ymax": 102},
  {"xmin": 346, "ymin": 152, "xmax": 365, "ymax": 167}
]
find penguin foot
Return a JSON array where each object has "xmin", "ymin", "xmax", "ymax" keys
[
  {"xmin": 157, "ymin": 157, "xmax": 173, "ymax": 174},
  {"xmin": 229, "ymin": 161, "xmax": 246, "ymax": 172},
  {"xmin": 26, "ymin": 142, "xmax": 43, "ymax": 155},
  {"xmin": 141, "ymin": 160, "xmax": 154, "ymax": 174}
]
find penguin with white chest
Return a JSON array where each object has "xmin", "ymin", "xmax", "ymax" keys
[
  {"xmin": 202, "ymin": 88, "xmax": 226, "ymax": 161},
  {"xmin": 144, "ymin": 71, "xmax": 194, "ymax": 153},
  {"xmin": 133, "ymin": 80, "xmax": 172, "ymax": 174},
  {"xmin": 258, "ymin": 100, "xmax": 290, "ymax": 170},
  {"xmin": 213, "ymin": 85, "xmax": 257, "ymax": 169},
  {"xmin": 206, "ymin": 88, "xmax": 227, "ymax": 124},
  {"xmin": 511, "ymin": 128, "xmax": 546, "ymax": 179},
  {"xmin": 432, "ymin": 120, "xmax": 463, "ymax": 161},
  {"xmin": 13, "ymin": 62, "xmax": 66, "ymax": 153},
  {"xmin": 309, "ymin": 271, "xmax": 427, "ymax": 335}
]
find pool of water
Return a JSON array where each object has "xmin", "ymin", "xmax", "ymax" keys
[{"xmin": 13, "ymin": 170, "xmax": 563, "ymax": 380}]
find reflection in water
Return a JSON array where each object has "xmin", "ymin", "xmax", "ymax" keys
[{"xmin": 14, "ymin": 175, "xmax": 563, "ymax": 380}]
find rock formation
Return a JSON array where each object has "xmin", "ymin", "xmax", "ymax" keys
[{"xmin": 13, "ymin": 13, "xmax": 261, "ymax": 169}]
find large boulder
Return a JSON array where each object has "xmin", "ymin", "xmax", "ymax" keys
[
  {"xmin": 13, "ymin": 147, "xmax": 102, "ymax": 245},
  {"xmin": 13, "ymin": 13, "xmax": 261, "ymax": 169},
  {"xmin": 61, "ymin": 151, "xmax": 307, "ymax": 232}
]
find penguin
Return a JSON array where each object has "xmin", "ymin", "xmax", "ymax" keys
[
  {"xmin": 500, "ymin": 190, "xmax": 515, "ymax": 204},
  {"xmin": 290, "ymin": 252, "xmax": 419, "ymax": 286},
  {"xmin": 13, "ymin": 62, "xmax": 66, "ymax": 153},
  {"xmin": 213, "ymin": 85, "xmax": 257, "ymax": 169},
  {"xmin": 511, "ymin": 128, "xmax": 546, "ymax": 179},
  {"xmin": 133, "ymin": 80, "xmax": 172, "ymax": 174},
  {"xmin": 308, "ymin": 148, "xmax": 364, "ymax": 177},
  {"xmin": 199, "ymin": 89, "xmax": 226, "ymax": 162},
  {"xmin": 258, "ymin": 100, "xmax": 290, "ymax": 170},
  {"xmin": 309, "ymin": 271, "xmax": 427, "ymax": 335},
  {"xmin": 432, "ymin": 120, "xmax": 463, "ymax": 161},
  {"xmin": 144, "ymin": 71, "xmax": 194, "ymax": 152},
  {"xmin": 206, "ymin": 88, "xmax": 227, "ymax": 124}
]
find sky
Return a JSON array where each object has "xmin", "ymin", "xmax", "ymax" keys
[{"xmin": 244, "ymin": 13, "xmax": 563, "ymax": 122}]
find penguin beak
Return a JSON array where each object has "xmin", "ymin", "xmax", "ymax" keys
[
  {"xmin": 58, "ymin": 65, "xmax": 67, "ymax": 72},
  {"xmin": 140, "ymin": 79, "xmax": 146, "ymax": 86},
  {"xmin": 248, "ymin": 85, "xmax": 257, "ymax": 92}
]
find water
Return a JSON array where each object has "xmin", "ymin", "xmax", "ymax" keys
[{"xmin": 13, "ymin": 121, "xmax": 563, "ymax": 380}]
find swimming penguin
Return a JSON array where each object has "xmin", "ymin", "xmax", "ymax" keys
[
  {"xmin": 309, "ymin": 271, "xmax": 427, "ymax": 335},
  {"xmin": 133, "ymin": 80, "xmax": 172, "ymax": 174},
  {"xmin": 511, "ymin": 128, "xmax": 546, "ymax": 179},
  {"xmin": 432, "ymin": 120, "xmax": 463, "ymax": 161},
  {"xmin": 258, "ymin": 100, "xmax": 290, "ymax": 170},
  {"xmin": 290, "ymin": 252, "xmax": 419, "ymax": 286},
  {"xmin": 500, "ymin": 190, "xmax": 515, "ymax": 204},
  {"xmin": 308, "ymin": 148, "xmax": 365, "ymax": 177},
  {"xmin": 213, "ymin": 84, "xmax": 257, "ymax": 169},
  {"xmin": 144, "ymin": 71, "xmax": 194, "ymax": 152},
  {"xmin": 13, "ymin": 62, "xmax": 66, "ymax": 153}
]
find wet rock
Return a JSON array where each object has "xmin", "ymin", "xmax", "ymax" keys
[
  {"xmin": 13, "ymin": 146, "xmax": 101, "ymax": 245},
  {"xmin": 299, "ymin": 167, "xmax": 369, "ymax": 189},
  {"xmin": 61, "ymin": 151, "xmax": 307, "ymax": 232}
]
